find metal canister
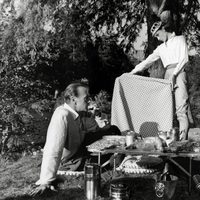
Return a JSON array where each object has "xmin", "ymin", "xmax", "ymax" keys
[
  {"xmin": 84, "ymin": 163, "xmax": 101, "ymax": 200},
  {"xmin": 110, "ymin": 183, "xmax": 129, "ymax": 200},
  {"xmin": 125, "ymin": 131, "xmax": 134, "ymax": 146}
]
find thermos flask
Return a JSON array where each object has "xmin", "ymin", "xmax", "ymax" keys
[{"xmin": 84, "ymin": 163, "xmax": 101, "ymax": 200}]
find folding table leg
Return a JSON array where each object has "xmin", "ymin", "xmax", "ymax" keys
[
  {"xmin": 113, "ymin": 153, "xmax": 118, "ymax": 172},
  {"xmin": 169, "ymin": 157, "xmax": 192, "ymax": 195},
  {"xmin": 168, "ymin": 158, "xmax": 191, "ymax": 176},
  {"xmin": 189, "ymin": 157, "xmax": 192, "ymax": 195},
  {"xmin": 98, "ymin": 152, "xmax": 101, "ymax": 165}
]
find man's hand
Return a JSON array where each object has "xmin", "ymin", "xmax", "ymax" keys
[
  {"xmin": 95, "ymin": 116, "xmax": 109, "ymax": 128},
  {"xmin": 29, "ymin": 184, "xmax": 58, "ymax": 196}
]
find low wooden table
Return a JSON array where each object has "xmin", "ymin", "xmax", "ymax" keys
[{"xmin": 89, "ymin": 147, "xmax": 200, "ymax": 194}]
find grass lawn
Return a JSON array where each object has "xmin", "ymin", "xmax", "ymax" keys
[
  {"xmin": 0, "ymin": 153, "xmax": 86, "ymax": 200},
  {"xmin": 1, "ymin": 152, "xmax": 200, "ymax": 200}
]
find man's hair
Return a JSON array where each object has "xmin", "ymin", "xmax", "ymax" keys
[{"xmin": 64, "ymin": 82, "xmax": 89, "ymax": 102}]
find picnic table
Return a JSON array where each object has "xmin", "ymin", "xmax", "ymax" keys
[{"xmin": 88, "ymin": 146, "xmax": 200, "ymax": 194}]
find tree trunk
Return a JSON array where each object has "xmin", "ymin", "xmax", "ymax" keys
[{"xmin": 145, "ymin": 0, "xmax": 165, "ymax": 78}]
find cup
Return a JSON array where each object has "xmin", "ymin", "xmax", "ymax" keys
[{"xmin": 125, "ymin": 131, "xmax": 134, "ymax": 146}]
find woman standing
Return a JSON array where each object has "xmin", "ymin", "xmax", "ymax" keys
[{"xmin": 130, "ymin": 21, "xmax": 189, "ymax": 140}]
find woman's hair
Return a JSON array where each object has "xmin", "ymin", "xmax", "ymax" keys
[
  {"xmin": 154, "ymin": 21, "xmax": 175, "ymax": 34},
  {"xmin": 160, "ymin": 10, "xmax": 176, "ymax": 33},
  {"xmin": 163, "ymin": 21, "xmax": 175, "ymax": 33},
  {"xmin": 151, "ymin": 11, "xmax": 176, "ymax": 36}
]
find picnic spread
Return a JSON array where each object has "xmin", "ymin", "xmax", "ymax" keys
[
  {"xmin": 87, "ymin": 132, "xmax": 200, "ymax": 194},
  {"xmin": 87, "ymin": 134, "xmax": 200, "ymax": 155}
]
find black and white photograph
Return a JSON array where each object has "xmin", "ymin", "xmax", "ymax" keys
[{"xmin": 0, "ymin": 0, "xmax": 200, "ymax": 199}]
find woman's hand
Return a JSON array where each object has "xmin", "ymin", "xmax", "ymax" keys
[
  {"xmin": 179, "ymin": 130, "xmax": 187, "ymax": 141},
  {"xmin": 169, "ymin": 75, "xmax": 177, "ymax": 90},
  {"xmin": 29, "ymin": 184, "xmax": 58, "ymax": 196},
  {"xmin": 130, "ymin": 68, "xmax": 139, "ymax": 75}
]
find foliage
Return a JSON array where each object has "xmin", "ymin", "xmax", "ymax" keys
[
  {"xmin": 0, "ymin": 98, "xmax": 54, "ymax": 154},
  {"xmin": 177, "ymin": 0, "xmax": 200, "ymax": 54},
  {"xmin": 0, "ymin": 0, "xmax": 145, "ymax": 86},
  {"xmin": 0, "ymin": 103, "xmax": 28, "ymax": 153},
  {"xmin": 0, "ymin": 0, "xmax": 198, "ymax": 94},
  {"xmin": 94, "ymin": 90, "xmax": 111, "ymax": 114},
  {"xmin": 186, "ymin": 55, "xmax": 200, "ymax": 126},
  {"xmin": 0, "ymin": 0, "xmax": 141, "ymax": 127},
  {"xmin": 85, "ymin": 0, "xmax": 145, "ymax": 51},
  {"xmin": 90, "ymin": 36, "xmax": 134, "ymax": 93}
]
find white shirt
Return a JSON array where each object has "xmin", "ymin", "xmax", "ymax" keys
[
  {"xmin": 134, "ymin": 34, "xmax": 189, "ymax": 76},
  {"xmin": 36, "ymin": 103, "xmax": 83, "ymax": 185}
]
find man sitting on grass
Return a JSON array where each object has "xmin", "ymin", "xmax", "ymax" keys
[{"xmin": 30, "ymin": 81, "xmax": 120, "ymax": 196}]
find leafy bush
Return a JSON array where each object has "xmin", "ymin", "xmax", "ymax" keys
[
  {"xmin": 94, "ymin": 90, "xmax": 111, "ymax": 114},
  {"xmin": 186, "ymin": 55, "xmax": 200, "ymax": 126},
  {"xmin": 0, "ymin": 98, "xmax": 54, "ymax": 155}
]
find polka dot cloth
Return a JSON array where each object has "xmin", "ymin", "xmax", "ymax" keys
[{"xmin": 111, "ymin": 73, "xmax": 173, "ymax": 137}]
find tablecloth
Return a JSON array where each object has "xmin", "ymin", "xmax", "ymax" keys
[{"xmin": 111, "ymin": 73, "xmax": 173, "ymax": 137}]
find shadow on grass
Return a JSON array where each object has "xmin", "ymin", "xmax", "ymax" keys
[
  {"xmin": 3, "ymin": 174, "xmax": 200, "ymax": 200},
  {"xmin": 3, "ymin": 188, "xmax": 85, "ymax": 200},
  {"xmin": 3, "ymin": 180, "xmax": 200, "ymax": 200}
]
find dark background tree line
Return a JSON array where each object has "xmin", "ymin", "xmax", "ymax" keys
[{"xmin": 0, "ymin": 0, "xmax": 199, "ymax": 154}]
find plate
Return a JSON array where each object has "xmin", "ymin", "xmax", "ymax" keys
[{"xmin": 103, "ymin": 135, "xmax": 125, "ymax": 140}]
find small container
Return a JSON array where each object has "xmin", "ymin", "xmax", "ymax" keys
[
  {"xmin": 110, "ymin": 183, "xmax": 129, "ymax": 200},
  {"xmin": 125, "ymin": 131, "xmax": 134, "ymax": 146},
  {"xmin": 84, "ymin": 163, "xmax": 101, "ymax": 200}
]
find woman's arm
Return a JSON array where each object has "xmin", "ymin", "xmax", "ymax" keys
[{"xmin": 130, "ymin": 46, "xmax": 160, "ymax": 74}]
